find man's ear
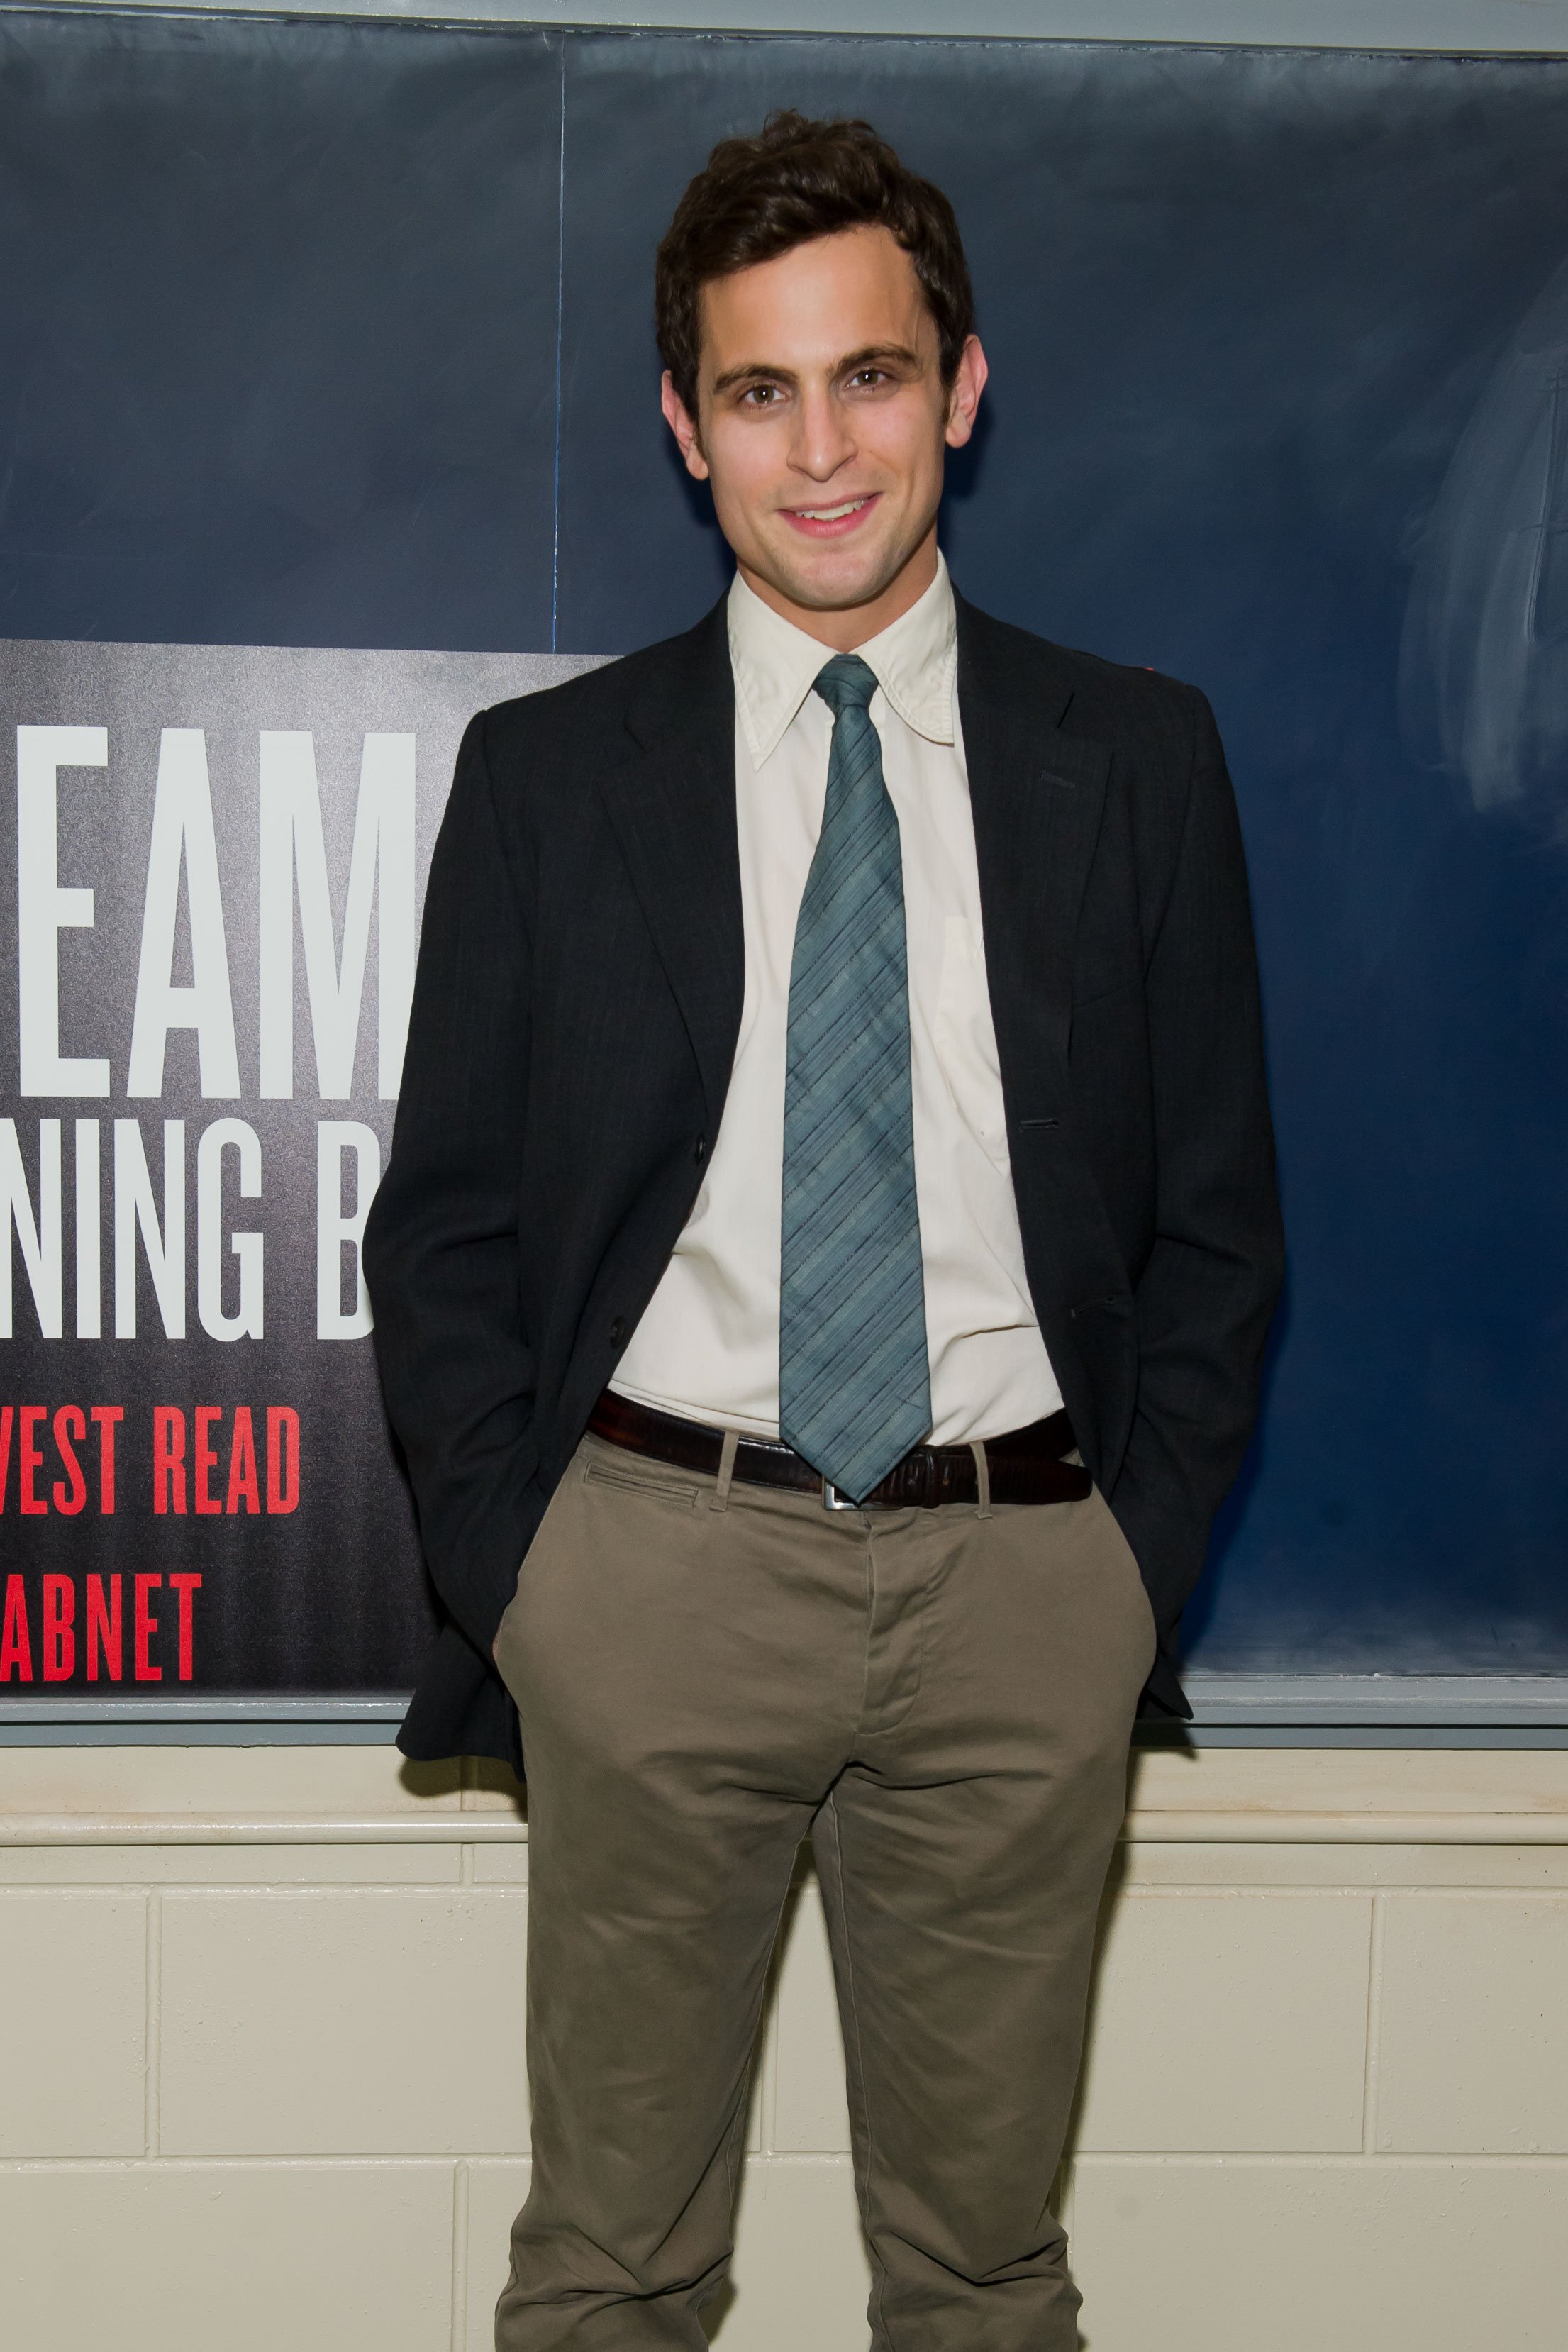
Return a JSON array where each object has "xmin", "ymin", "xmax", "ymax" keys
[
  {"xmin": 943, "ymin": 335, "xmax": 989, "ymax": 452},
  {"xmin": 661, "ymin": 370, "xmax": 711, "ymax": 482}
]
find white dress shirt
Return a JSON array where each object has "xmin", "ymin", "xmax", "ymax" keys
[{"xmin": 611, "ymin": 554, "xmax": 1064, "ymax": 1445}]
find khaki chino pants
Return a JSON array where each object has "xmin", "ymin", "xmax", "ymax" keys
[{"xmin": 492, "ymin": 1431, "xmax": 1156, "ymax": 2351}]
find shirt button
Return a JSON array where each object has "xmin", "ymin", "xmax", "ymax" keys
[
  {"xmin": 609, "ymin": 1317, "xmax": 627, "ymax": 1349},
  {"xmin": 694, "ymin": 1134, "xmax": 707, "ymax": 1165}
]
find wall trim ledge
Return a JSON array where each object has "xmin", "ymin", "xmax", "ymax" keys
[
  {"xmin": 1, "ymin": 1805, "xmax": 1564, "ymax": 1846},
  {"xmin": 4, "ymin": 1743, "xmax": 1566, "ymax": 1846},
  {"xmin": 6, "ymin": 1677, "xmax": 1567, "ymax": 1750}
]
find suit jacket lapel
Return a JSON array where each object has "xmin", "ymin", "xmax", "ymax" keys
[
  {"xmin": 956, "ymin": 592, "xmax": 1111, "ymax": 1099},
  {"xmin": 956, "ymin": 594, "xmax": 1135, "ymax": 1480},
  {"xmin": 596, "ymin": 600, "xmax": 745, "ymax": 1125}
]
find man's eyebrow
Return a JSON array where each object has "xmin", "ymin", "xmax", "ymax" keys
[
  {"xmin": 708, "ymin": 343, "xmax": 923, "ymax": 396},
  {"xmin": 710, "ymin": 360, "xmax": 799, "ymax": 396},
  {"xmin": 836, "ymin": 343, "xmax": 923, "ymax": 375}
]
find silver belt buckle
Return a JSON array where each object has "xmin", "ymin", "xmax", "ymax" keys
[{"xmin": 823, "ymin": 1480, "xmax": 858, "ymax": 1512}]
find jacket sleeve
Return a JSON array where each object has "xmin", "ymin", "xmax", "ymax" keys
[
  {"xmin": 1106, "ymin": 687, "xmax": 1286, "ymax": 1685},
  {"xmin": 363, "ymin": 709, "xmax": 539, "ymax": 1658}
]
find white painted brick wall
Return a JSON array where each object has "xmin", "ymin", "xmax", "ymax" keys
[{"xmin": 1, "ymin": 1746, "xmax": 1564, "ymax": 2352}]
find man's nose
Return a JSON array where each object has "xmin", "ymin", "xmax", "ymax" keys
[{"xmin": 789, "ymin": 386, "xmax": 856, "ymax": 482}]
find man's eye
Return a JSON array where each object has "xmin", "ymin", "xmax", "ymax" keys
[
  {"xmin": 850, "ymin": 370, "xmax": 889, "ymax": 388},
  {"xmin": 740, "ymin": 384, "xmax": 780, "ymax": 406}
]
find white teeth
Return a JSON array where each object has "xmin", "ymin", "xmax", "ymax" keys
[{"xmin": 795, "ymin": 498, "xmax": 868, "ymax": 521}]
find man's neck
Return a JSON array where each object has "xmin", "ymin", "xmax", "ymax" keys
[{"xmin": 735, "ymin": 528, "xmax": 940, "ymax": 653}]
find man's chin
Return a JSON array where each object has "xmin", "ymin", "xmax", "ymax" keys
[{"xmin": 755, "ymin": 542, "xmax": 912, "ymax": 618}]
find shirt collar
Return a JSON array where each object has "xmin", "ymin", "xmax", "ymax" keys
[{"xmin": 728, "ymin": 553, "xmax": 958, "ymax": 770}]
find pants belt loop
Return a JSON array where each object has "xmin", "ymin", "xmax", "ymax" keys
[
  {"xmin": 969, "ymin": 1439, "xmax": 993, "ymax": 1521},
  {"xmin": 710, "ymin": 1427, "xmax": 740, "ymax": 1514}
]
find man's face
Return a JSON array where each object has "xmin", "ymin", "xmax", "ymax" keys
[{"xmin": 662, "ymin": 224, "xmax": 984, "ymax": 632}]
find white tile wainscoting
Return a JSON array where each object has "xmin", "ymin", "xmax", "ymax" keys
[{"xmin": 1, "ymin": 1743, "xmax": 1565, "ymax": 2351}]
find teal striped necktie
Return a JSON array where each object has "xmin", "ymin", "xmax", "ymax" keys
[{"xmin": 778, "ymin": 654, "xmax": 932, "ymax": 1502}]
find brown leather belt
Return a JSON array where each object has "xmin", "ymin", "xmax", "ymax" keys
[{"xmin": 586, "ymin": 1390, "xmax": 1091, "ymax": 1511}]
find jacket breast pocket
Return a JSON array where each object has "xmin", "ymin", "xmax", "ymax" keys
[{"xmin": 1070, "ymin": 970, "xmax": 1145, "ymax": 1016}]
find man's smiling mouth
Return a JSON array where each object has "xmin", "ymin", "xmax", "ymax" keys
[{"xmin": 782, "ymin": 494, "xmax": 879, "ymax": 533}]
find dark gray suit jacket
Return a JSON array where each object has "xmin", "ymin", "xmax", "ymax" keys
[{"xmin": 364, "ymin": 590, "xmax": 1284, "ymax": 1768}]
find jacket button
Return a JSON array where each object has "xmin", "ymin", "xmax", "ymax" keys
[
  {"xmin": 694, "ymin": 1134, "xmax": 707, "ymax": 1165},
  {"xmin": 609, "ymin": 1317, "xmax": 627, "ymax": 1348}
]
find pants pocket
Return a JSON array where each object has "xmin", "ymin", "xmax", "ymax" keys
[
  {"xmin": 492, "ymin": 1450, "xmax": 590, "ymax": 1677},
  {"xmin": 1085, "ymin": 1482, "xmax": 1159, "ymax": 1673},
  {"xmin": 582, "ymin": 1452, "xmax": 700, "ymax": 1510}
]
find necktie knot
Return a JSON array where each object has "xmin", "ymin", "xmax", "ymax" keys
[{"xmin": 813, "ymin": 653, "xmax": 879, "ymax": 716}]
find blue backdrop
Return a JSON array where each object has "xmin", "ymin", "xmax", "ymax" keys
[{"xmin": 3, "ymin": 12, "xmax": 1566, "ymax": 1680}]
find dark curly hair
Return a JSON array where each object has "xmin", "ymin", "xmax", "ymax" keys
[{"xmin": 655, "ymin": 111, "xmax": 975, "ymax": 416}]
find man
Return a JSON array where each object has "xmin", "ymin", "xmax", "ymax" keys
[{"xmin": 365, "ymin": 111, "xmax": 1282, "ymax": 2352}]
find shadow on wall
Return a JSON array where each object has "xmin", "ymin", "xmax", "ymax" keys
[{"xmin": 1401, "ymin": 250, "xmax": 1568, "ymax": 837}]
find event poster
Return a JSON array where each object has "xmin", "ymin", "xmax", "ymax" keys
[{"xmin": 0, "ymin": 641, "xmax": 598, "ymax": 1702}]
